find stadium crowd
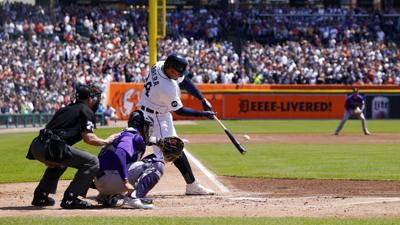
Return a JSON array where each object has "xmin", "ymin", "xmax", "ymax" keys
[{"xmin": 0, "ymin": 2, "xmax": 400, "ymax": 114}]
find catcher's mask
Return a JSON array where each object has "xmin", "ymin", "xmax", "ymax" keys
[{"xmin": 127, "ymin": 110, "xmax": 153, "ymax": 144}]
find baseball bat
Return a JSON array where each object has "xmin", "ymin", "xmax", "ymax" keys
[{"xmin": 213, "ymin": 116, "xmax": 247, "ymax": 155}]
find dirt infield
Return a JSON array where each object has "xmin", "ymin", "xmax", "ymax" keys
[{"xmin": 1, "ymin": 133, "xmax": 400, "ymax": 218}]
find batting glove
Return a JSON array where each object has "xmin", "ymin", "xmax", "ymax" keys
[
  {"xmin": 202, "ymin": 111, "xmax": 216, "ymax": 120},
  {"xmin": 201, "ymin": 99, "xmax": 213, "ymax": 111}
]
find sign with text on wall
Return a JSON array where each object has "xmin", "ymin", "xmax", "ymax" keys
[
  {"xmin": 365, "ymin": 95, "xmax": 400, "ymax": 119},
  {"xmin": 223, "ymin": 94, "xmax": 346, "ymax": 119}
]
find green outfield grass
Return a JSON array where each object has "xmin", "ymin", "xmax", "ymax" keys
[
  {"xmin": 1, "ymin": 217, "xmax": 400, "ymax": 225},
  {"xmin": 0, "ymin": 119, "xmax": 399, "ymax": 183},
  {"xmin": 187, "ymin": 143, "xmax": 400, "ymax": 180},
  {"xmin": 174, "ymin": 119, "xmax": 400, "ymax": 134}
]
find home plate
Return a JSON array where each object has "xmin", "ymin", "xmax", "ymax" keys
[{"xmin": 229, "ymin": 197, "xmax": 267, "ymax": 202}]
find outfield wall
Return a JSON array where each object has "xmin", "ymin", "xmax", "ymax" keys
[{"xmin": 107, "ymin": 83, "xmax": 400, "ymax": 120}]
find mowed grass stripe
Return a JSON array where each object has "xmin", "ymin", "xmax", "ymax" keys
[
  {"xmin": 186, "ymin": 143, "xmax": 400, "ymax": 180},
  {"xmin": 1, "ymin": 217, "xmax": 400, "ymax": 225},
  {"xmin": 2, "ymin": 119, "xmax": 400, "ymax": 135},
  {"xmin": 175, "ymin": 119, "xmax": 400, "ymax": 134}
]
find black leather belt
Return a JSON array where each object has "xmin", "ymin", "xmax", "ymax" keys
[{"xmin": 141, "ymin": 106, "xmax": 159, "ymax": 114}]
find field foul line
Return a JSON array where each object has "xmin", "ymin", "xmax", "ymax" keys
[
  {"xmin": 183, "ymin": 149, "xmax": 230, "ymax": 193},
  {"xmin": 338, "ymin": 197, "xmax": 400, "ymax": 206},
  {"xmin": 229, "ymin": 197, "xmax": 267, "ymax": 202}
]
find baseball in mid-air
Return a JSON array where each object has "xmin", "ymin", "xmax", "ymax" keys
[{"xmin": 243, "ymin": 134, "xmax": 250, "ymax": 141}]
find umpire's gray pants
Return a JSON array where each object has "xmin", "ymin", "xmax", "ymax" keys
[{"xmin": 30, "ymin": 138, "xmax": 99, "ymax": 197}]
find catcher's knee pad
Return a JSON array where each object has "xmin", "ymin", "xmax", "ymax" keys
[
  {"xmin": 152, "ymin": 161, "xmax": 164, "ymax": 176},
  {"xmin": 141, "ymin": 154, "xmax": 165, "ymax": 175},
  {"xmin": 134, "ymin": 159, "xmax": 164, "ymax": 186}
]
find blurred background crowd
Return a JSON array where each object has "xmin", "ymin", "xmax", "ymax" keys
[{"xmin": 0, "ymin": 2, "xmax": 400, "ymax": 114}]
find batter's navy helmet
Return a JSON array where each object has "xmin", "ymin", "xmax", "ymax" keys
[{"xmin": 164, "ymin": 54, "xmax": 188, "ymax": 76}]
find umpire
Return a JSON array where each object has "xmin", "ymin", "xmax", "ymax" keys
[{"xmin": 26, "ymin": 84, "xmax": 119, "ymax": 209}]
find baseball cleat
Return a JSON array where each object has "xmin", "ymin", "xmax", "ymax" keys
[
  {"xmin": 31, "ymin": 192, "xmax": 55, "ymax": 207},
  {"xmin": 364, "ymin": 131, "xmax": 371, "ymax": 135},
  {"xmin": 140, "ymin": 198, "xmax": 154, "ymax": 204},
  {"xmin": 60, "ymin": 193, "xmax": 92, "ymax": 209},
  {"xmin": 185, "ymin": 180, "xmax": 215, "ymax": 195},
  {"xmin": 122, "ymin": 196, "xmax": 154, "ymax": 209}
]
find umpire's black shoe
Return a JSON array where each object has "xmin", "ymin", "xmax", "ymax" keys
[
  {"xmin": 31, "ymin": 190, "xmax": 55, "ymax": 207},
  {"xmin": 60, "ymin": 193, "xmax": 92, "ymax": 209}
]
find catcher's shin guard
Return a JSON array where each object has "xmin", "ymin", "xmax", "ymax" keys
[{"xmin": 134, "ymin": 161, "xmax": 164, "ymax": 198}]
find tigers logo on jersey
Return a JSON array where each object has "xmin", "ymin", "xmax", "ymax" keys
[{"xmin": 171, "ymin": 101, "xmax": 178, "ymax": 107}]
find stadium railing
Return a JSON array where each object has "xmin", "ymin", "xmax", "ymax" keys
[{"xmin": 0, "ymin": 113, "xmax": 106, "ymax": 129}]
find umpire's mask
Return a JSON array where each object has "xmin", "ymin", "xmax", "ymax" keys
[{"xmin": 76, "ymin": 84, "xmax": 102, "ymax": 112}]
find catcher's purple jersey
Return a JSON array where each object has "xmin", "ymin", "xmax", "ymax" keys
[
  {"xmin": 98, "ymin": 129, "xmax": 146, "ymax": 180},
  {"xmin": 345, "ymin": 94, "xmax": 364, "ymax": 111}
]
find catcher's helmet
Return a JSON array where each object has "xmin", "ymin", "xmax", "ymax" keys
[
  {"xmin": 164, "ymin": 54, "xmax": 188, "ymax": 76},
  {"xmin": 128, "ymin": 110, "xmax": 144, "ymax": 130},
  {"xmin": 128, "ymin": 110, "xmax": 153, "ymax": 144}
]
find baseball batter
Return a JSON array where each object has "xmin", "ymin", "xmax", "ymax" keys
[
  {"xmin": 138, "ymin": 54, "xmax": 216, "ymax": 195},
  {"xmin": 335, "ymin": 88, "xmax": 371, "ymax": 135}
]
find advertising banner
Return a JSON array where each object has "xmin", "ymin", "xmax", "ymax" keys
[
  {"xmin": 107, "ymin": 83, "xmax": 143, "ymax": 120},
  {"xmin": 365, "ymin": 95, "xmax": 400, "ymax": 119},
  {"xmin": 107, "ymin": 83, "xmax": 398, "ymax": 120},
  {"xmin": 223, "ymin": 94, "xmax": 346, "ymax": 119}
]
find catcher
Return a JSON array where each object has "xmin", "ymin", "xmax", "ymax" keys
[
  {"xmin": 335, "ymin": 87, "xmax": 371, "ymax": 135},
  {"xmin": 94, "ymin": 110, "xmax": 183, "ymax": 209}
]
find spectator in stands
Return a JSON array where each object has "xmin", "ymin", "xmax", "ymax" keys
[
  {"xmin": 104, "ymin": 104, "xmax": 117, "ymax": 125},
  {"xmin": 0, "ymin": 3, "xmax": 400, "ymax": 114}
]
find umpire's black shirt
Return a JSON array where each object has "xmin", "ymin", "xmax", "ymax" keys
[{"xmin": 46, "ymin": 102, "xmax": 96, "ymax": 146}]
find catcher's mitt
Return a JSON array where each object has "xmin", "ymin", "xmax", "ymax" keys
[{"xmin": 157, "ymin": 137, "xmax": 184, "ymax": 162}]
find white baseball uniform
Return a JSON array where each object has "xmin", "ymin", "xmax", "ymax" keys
[{"xmin": 138, "ymin": 61, "xmax": 183, "ymax": 160}]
